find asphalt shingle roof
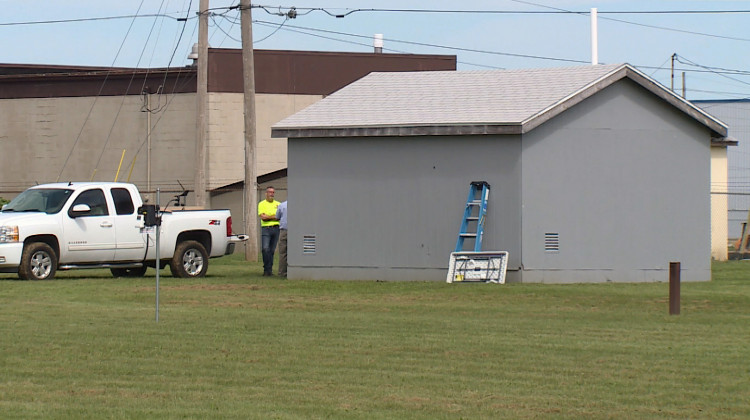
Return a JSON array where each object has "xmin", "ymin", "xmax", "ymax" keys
[{"xmin": 272, "ymin": 63, "xmax": 727, "ymax": 139}]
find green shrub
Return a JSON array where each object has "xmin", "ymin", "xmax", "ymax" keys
[{"xmin": 0, "ymin": 197, "xmax": 8, "ymax": 206}]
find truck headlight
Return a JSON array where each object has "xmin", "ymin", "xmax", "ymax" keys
[{"xmin": 0, "ymin": 226, "xmax": 19, "ymax": 242}]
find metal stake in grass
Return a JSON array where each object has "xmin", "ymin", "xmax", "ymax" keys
[
  {"xmin": 156, "ymin": 188, "xmax": 161, "ymax": 323},
  {"xmin": 669, "ymin": 261, "xmax": 680, "ymax": 315}
]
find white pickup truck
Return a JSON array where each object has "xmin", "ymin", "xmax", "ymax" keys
[{"xmin": 0, "ymin": 182, "xmax": 247, "ymax": 280}]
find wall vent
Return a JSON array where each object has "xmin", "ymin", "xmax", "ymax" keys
[
  {"xmin": 303, "ymin": 235, "xmax": 317, "ymax": 254},
  {"xmin": 544, "ymin": 232, "xmax": 560, "ymax": 252}
]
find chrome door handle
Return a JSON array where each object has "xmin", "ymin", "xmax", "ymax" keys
[{"xmin": 100, "ymin": 221, "xmax": 113, "ymax": 228}]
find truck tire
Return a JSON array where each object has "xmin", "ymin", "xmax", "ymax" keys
[
  {"xmin": 18, "ymin": 242, "xmax": 57, "ymax": 280},
  {"xmin": 110, "ymin": 267, "xmax": 148, "ymax": 278},
  {"xmin": 170, "ymin": 240, "xmax": 208, "ymax": 278}
]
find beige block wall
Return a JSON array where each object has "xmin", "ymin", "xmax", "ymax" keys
[
  {"xmin": 711, "ymin": 146, "xmax": 729, "ymax": 261},
  {"xmin": 205, "ymin": 93, "xmax": 321, "ymax": 190},
  {"xmin": 0, "ymin": 94, "xmax": 197, "ymax": 197},
  {"xmin": 206, "ymin": 93, "xmax": 244, "ymax": 190},
  {"xmin": 1, "ymin": 92, "xmax": 319, "ymax": 203},
  {"xmin": 255, "ymin": 93, "xmax": 322, "ymax": 176}
]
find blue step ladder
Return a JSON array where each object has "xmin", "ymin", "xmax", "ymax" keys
[
  {"xmin": 454, "ymin": 181, "xmax": 490, "ymax": 253},
  {"xmin": 447, "ymin": 181, "xmax": 508, "ymax": 284}
]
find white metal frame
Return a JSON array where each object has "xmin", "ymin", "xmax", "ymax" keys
[{"xmin": 447, "ymin": 251, "xmax": 509, "ymax": 284}]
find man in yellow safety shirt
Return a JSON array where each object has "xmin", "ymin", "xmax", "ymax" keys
[{"xmin": 258, "ymin": 186, "xmax": 281, "ymax": 276}]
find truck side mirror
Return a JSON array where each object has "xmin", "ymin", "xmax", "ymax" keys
[{"xmin": 69, "ymin": 203, "xmax": 91, "ymax": 218}]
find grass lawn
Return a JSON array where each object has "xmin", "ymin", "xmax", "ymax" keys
[{"xmin": 1, "ymin": 256, "xmax": 749, "ymax": 419}]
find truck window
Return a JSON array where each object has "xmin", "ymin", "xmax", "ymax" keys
[
  {"xmin": 71, "ymin": 189, "xmax": 109, "ymax": 216},
  {"xmin": 111, "ymin": 188, "xmax": 135, "ymax": 215},
  {"xmin": 2, "ymin": 188, "xmax": 72, "ymax": 214}
]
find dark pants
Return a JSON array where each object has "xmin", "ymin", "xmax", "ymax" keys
[
  {"xmin": 278, "ymin": 229, "xmax": 288, "ymax": 276},
  {"xmin": 261, "ymin": 225, "xmax": 280, "ymax": 274}
]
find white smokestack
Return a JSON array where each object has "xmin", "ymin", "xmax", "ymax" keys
[
  {"xmin": 374, "ymin": 34, "xmax": 383, "ymax": 54},
  {"xmin": 591, "ymin": 8, "xmax": 598, "ymax": 65}
]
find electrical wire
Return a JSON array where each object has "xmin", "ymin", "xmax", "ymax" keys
[
  {"xmin": 251, "ymin": 19, "xmax": 750, "ymax": 89},
  {"xmin": 648, "ymin": 56, "xmax": 673, "ymax": 78},
  {"xmin": 146, "ymin": 0, "xmax": 195, "ymax": 115},
  {"xmin": 210, "ymin": 13, "xmax": 242, "ymax": 43},
  {"xmin": 250, "ymin": 4, "xmax": 750, "ymax": 16},
  {"xmin": 93, "ymin": 0, "xmax": 172, "ymax": 176},
  {"xmin": 254, "ymin": 17, "xmax": 289, "ymax": 44},
  {"xmin": 0, "ymin": 13, "xmax": 188, "ymax": 26},
  {"xmin": 252, "ymin": 19, "xmax": 500, "ymax": 69},
  {"xmin": 253, "ymin": 20, "xmax": 590, "ymax": 64},
  {"xmin": 5, "ymin": 6, "xmax": 750, "ymax": 27},
  {"xmin": 126, "ymin": 73, "xmax": 198, "ymax": 181},
  {"xmin": 57, "ymin": 0, "xmax": 148, "ymax": 182},
  {"xmin": 675, "ymin": 55, "xmax": 750, "ymax": 93},
  {"xmin": 211, "ymin": 6, "xmax": 241, "ymax": 47},
  {"xmin": 505, "ymin": 0, "xmax": 750, "ymax": 43}
]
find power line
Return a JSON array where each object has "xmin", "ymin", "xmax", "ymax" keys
[
  {"xmin": 251, "ymin": 18, "xmax": 750, "ymax": 99},
  {"xmin": 504, "ymin": 0, "xmax": 750, "ymax": 42},
  {"xmin": 94, "ymin": 0, "xmax": 175, "ymax": 175},
  {"xmin": 599, "ymin": 15, "xmax": 750, "ymax": 42},
  {"xmin": 675, "ymin": 55, "xmax": 750, "ymax": 77},
  {"xmin": 211, "ymin": 7, "xmax": 241, "ymax": 47},
  {"xmin": 0, "ymin": 13, "xmax": 188, "ymax": 26},
  {"xmin": 253, "ymin": 20, "xmax": 502, "ymax": 70},
  {"xmin": 254, "ymin": 19, "xmax": 591, "ymax": 64},
  {"xmin": 7, "ymin": 5, "xmax": 750, "ymax": 24},
  {"xmin": 251, "ymin": 4, "xmax": 750, "ymax": 16},
  {"xmin": 254, "ymin": 17, "xmax": 290, "ymax": 44},
  {"xmin": 6, "ymin": 4, "xmax": 749, "ymax": 97},
  {"xmin": 211, "ymin": 14, "xmax": 242, "ymax": 43},
  {"xmin": 253, "ymin": 19, "xmax": 750, "ymax": 79},
  {"xmin": 58, "ymin": 0, "xmax": 150, "ymax": 181}
]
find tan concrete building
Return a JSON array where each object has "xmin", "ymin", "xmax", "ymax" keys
[{"xmin": 0, "ymin": 49, "xmax": 456, "ymax": 234}]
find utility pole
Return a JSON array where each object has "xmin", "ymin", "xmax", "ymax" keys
[
  {"xmin": 670, "ymin": 53, "xmax": 676, "ymax": 92},
  {"xmin": 194, "ymin": 0, "xmax": 209, "ymax": 208},
  {"xmin": 241, "ymin": 0, "xmax": 259, "ymax": 261}
]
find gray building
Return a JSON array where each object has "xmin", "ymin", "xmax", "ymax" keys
[{"xmin": 273, "ymin": 64, "xmax": 731, "ymax": 283}]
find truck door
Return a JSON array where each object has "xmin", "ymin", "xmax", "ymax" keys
[
  {"xmin": 61, "ymin": 188, "xmax": 116, "ymax": 263},
  {"xmin": 110, "ymin": 187, "xmax": 147, "ymax": 262}
]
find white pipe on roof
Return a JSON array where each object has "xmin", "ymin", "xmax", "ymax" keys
[
  {"xmin": 374, "ymin": 34, "xmax": 383, "ymax": 54},
  {"xmin": 591, "ymin": 8, "xmax": 598, "ymax": 65}
]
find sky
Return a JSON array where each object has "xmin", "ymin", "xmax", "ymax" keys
[{"xmin": 1, "ymin": 0, "xmax": 750, "ymax": 100}]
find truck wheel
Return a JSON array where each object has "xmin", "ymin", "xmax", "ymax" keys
[
  {"xmin": 110, "ymin": 267, "xmax": 147, "ymax": 278},
  {"xmin": 170, "ymin": 240, "xmax": 208, "ymax": 278},
  {"xmin": 18, "ymin": 243, "xmax": 57, "ymax": 280}
]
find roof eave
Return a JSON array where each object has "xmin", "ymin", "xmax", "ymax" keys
[
  {"xmin": 272, "ymin": 124, "xmax": 523, "ymax": 139},
  {"xmin": 711, "ymin": 136, "xmax": 738, "ymax": 147}
]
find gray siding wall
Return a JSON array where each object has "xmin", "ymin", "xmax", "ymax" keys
[
  {"xmin": 521, "ymin": 79, "xmax": 712, "ymax": 282},
  {"xmin": 287, "ymin": 136, "xmax": 522, "ymax": 281}
]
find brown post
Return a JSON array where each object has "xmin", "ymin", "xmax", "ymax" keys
[{"xmin": 669, "ymin": 262, "xmax": 680, "ymax": 315}]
